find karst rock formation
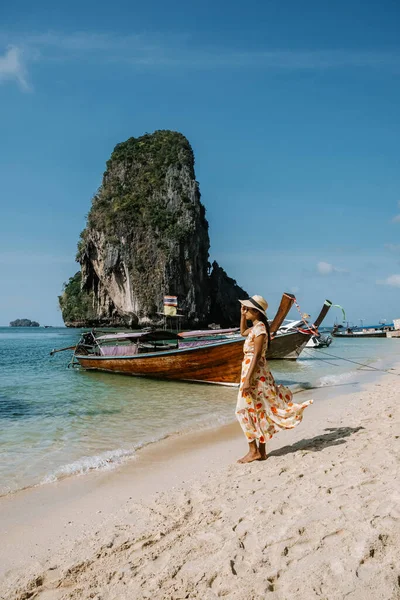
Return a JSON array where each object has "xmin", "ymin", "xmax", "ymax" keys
[{"xmin": 59, "ymin": 130, "xmax": 247, "ymax": 328}]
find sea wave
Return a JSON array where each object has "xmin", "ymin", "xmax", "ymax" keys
[
  {"xmin": 40, "ymin": 446, "xmax": 141, "ymax": 484},
  {"xmin": 38, "ymin": 413, "xmax": 236, "ymax": 487},
  {"xmin": 317, "ymin": 370, "xmax": 358, "ymax": 387}
]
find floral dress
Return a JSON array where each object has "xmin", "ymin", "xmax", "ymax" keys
[{"xmin": 236, "ymin": 322, "xmax": 313, "ymax": 443}]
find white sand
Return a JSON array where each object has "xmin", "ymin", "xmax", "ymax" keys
[{"xmin": 1, "ymin": 369, "xmax": 400, "ymax": 600}]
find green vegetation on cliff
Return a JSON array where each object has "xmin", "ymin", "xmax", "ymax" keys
[
  {"xmin": 78, "ymin": 130, "xmax": 206, "ymax": 256},
  {"xmin": 59, "ymin": 272, "xmax": 95, "ymax": 324},
  {"xmin": 109, "ymin": 130, "xmax": 195, "ymax": 178}
]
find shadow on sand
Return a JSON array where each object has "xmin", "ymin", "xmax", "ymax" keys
[
  {"xmin": 268, "ymin": 426, "xmax": 364, "ymax": 458},
  {"xmin": 290, "ymin": 382, "xmax": 359, "ymax": 392}
]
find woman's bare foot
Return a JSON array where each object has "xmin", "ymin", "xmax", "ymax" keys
[
  {"xmin": 237, "ymin": 440, "xmax": 267, "ymax": 463},
  {"xmin": 237, "ymin": 450, "xmax": 261, "ymax": 463}
]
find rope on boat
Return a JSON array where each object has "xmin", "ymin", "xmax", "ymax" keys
[
  {"xmin": 300, "ymin": 350, "xmax": 340, "ymax": 367},
  {"xmin": 302, "ymin": 348, "xmax": 400, "ymax": 377},
  {"xmin": 292, "ymin": 297, "xmax": 319, "ymax": 336}
]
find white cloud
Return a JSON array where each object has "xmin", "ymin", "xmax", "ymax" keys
[
  {"xmin": 2, "ymin": 32, "xmax": 400, "ymax": 71},
  {"xmin": 0, "ymin": 46, "xmax": 30, "ymax": 90},
  {"xmin": 317, "ymin": 261, "xmax": 348, "ymax": 275},
  {"xmin": 317, "ymin": 261, "xmax": 334, "ymax": 275},
  {"xmin": 392, "ymin": 214, "xmax": 400, "ymax": 223},
  {"xmin": 3, "ymin": 31, "xmax": 400, "ymax": 92},
  {"xmin": 377, "ymin": 274, "xmax": 400, "ymax": 287}
]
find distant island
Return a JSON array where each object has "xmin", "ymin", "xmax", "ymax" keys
[{"xmin": 10, "ymin": 319, "xmax": 40, "ymax": 327}]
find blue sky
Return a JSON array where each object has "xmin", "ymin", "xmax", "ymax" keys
[{"xmin": 1, "ymin": 0, "xmax": 399, "ymax": 326}]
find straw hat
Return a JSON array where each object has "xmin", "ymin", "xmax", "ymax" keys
[{"xmin": 239, "ymin": 295, "xmax": 268, "ymax": 316}]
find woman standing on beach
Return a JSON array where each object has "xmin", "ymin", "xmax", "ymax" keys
[{"xmin": 236, "ymin": 295, "xmax": 313, "ymax": 464}]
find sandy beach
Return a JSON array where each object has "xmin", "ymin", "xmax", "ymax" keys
[{"xmin": 1, "ymin": 368, "xmax": 400, "ymax": 600}]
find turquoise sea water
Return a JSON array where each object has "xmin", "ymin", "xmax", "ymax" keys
[{"xmin": 1, "ymin": 326, "xmax": 399, "ymax": 495}]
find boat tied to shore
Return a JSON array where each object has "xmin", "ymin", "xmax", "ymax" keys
[
  {"xmin": 51, "ymin": 295, "xmax": 332, "ymax": 385},
  {"xmin": 278, "ymin": 318, "xmax": 332, "ymax": 348}
]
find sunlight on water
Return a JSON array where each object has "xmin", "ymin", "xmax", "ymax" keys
[{"xmin": 0, "ymin": 327, "xmax": 399, "ymax": 494}]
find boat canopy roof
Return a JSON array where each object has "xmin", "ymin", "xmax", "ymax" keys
[
  {"xmin": 178, "ymin": 328, "xmax": 239, "ymax": 339},
  {"xmin": 96, "ymin": 332, "xmax": 143, "ymax": 341},
  {"xmin": 95, "ymin": 330, "xmax": 180, "ymax": 342},
  {"xmin": 95, "ymin": 328, "xmax": 239, "ymax": 343}
]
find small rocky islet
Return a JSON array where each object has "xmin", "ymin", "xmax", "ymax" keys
[
  {"xmin": 9, "ymin": 319, "xmax": 40, "ymax": 327},
  {"xmin": 59, "ymin": 130, "xmax": 247, "ymax": 328}
]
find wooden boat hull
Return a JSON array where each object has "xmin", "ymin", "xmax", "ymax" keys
[
  {"xmin": 269, "ymin": 331, "xmax": 311, "ymax": 359},
  {"xmin": 75, "ymin": 331, "xmax": 311, "ymax": 384},
  {"xmin": 76, "ymin": 338, "xmax": 243, "ymax": 385},
  {"xmin": 332, "ymin": 331, "xmax": 386, "ymax": 338}
]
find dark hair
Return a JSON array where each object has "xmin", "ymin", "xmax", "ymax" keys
[{"xmin": 256, "ymin": 311, "xmax": 271, "ymax": 350}]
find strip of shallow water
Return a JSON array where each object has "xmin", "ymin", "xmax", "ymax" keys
[{"xmin": 1, "ymin": 327, "xmax": 399, "ymax": 495}]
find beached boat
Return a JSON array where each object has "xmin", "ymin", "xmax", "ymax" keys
[
  {"xmin": 277, "ymin": 319, "xmax": 332, "ymax": 348},
  {"xmin": 274, "ymin": 299, "xmax": 333, "ymax": 347},
  {"xmin": 73, "ymin": 331, "xmax": 242, "ymax": 385},
  {"xmin": 51, "ymin": 295, "xmax": 331, "ymax": 384},
  {"xmin": 52, "ymin": 295, "xmax": 331, "ymax": 385},
  {"xmin": 64, "ymin": 293, "xmax": 293, "ymax": 385},
  {"xmin": 71, "ymin": 328, "xmax": 318, "ymax": 385}
]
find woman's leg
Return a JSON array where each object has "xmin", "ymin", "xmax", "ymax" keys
[
  {"xmin": 237, "ymin": 440, "xmax": 261, "ymax": 463},
  {"xmin": 258, "ymin": 441, "xmax": 267, "ymax": 460}
]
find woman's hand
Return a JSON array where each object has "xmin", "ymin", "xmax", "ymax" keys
[
  {"xmin": 240, "ymin": 305, "xmax": 250, "ymax": 336},
  {"xmin": 242, "ymin": 376, "xmax": 251, "ymax": 396}
]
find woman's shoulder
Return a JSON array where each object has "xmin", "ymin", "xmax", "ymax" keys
[{"xmin": 253, "ymin": 322, "xmax": 267, "ymax": 337}]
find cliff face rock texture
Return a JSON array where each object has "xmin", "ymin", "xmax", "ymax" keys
[
  {"xmin": 59, "ymin": 130, "xmax": 247, "ymax": 327},
  {"xmin": 208, "ymin": 262, "xmax": 249, "ymax": 328}
]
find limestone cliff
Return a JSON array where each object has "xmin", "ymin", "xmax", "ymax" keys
[
  {"xmin": 208, "ymin": 262, "xmax": 248, "ymax": 328},
  {"xmin": 60, "ymin": 130, "xmax": 247, "ymax": 327}
]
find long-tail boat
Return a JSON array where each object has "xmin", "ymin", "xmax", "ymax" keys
[
  {"xmin": 51, "ymin": 295, "xmax": 331, "ymax": 385},
  {"xmin": 331, "ymin": 324, "xmax": 388, "ymax": 338}
]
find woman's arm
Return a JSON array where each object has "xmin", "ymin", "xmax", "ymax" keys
[
  {"xmin": 240, "ymin": 305, "xmax": 251, "ymax": 336},
  {"xmin": 242, "ymin": 333, "xmax": 266, "ymax": 396}
]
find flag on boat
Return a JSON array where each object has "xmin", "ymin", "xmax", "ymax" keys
[{"xmin": 164, "ymin": 295, "xmax": 178, "ymax": 316}]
